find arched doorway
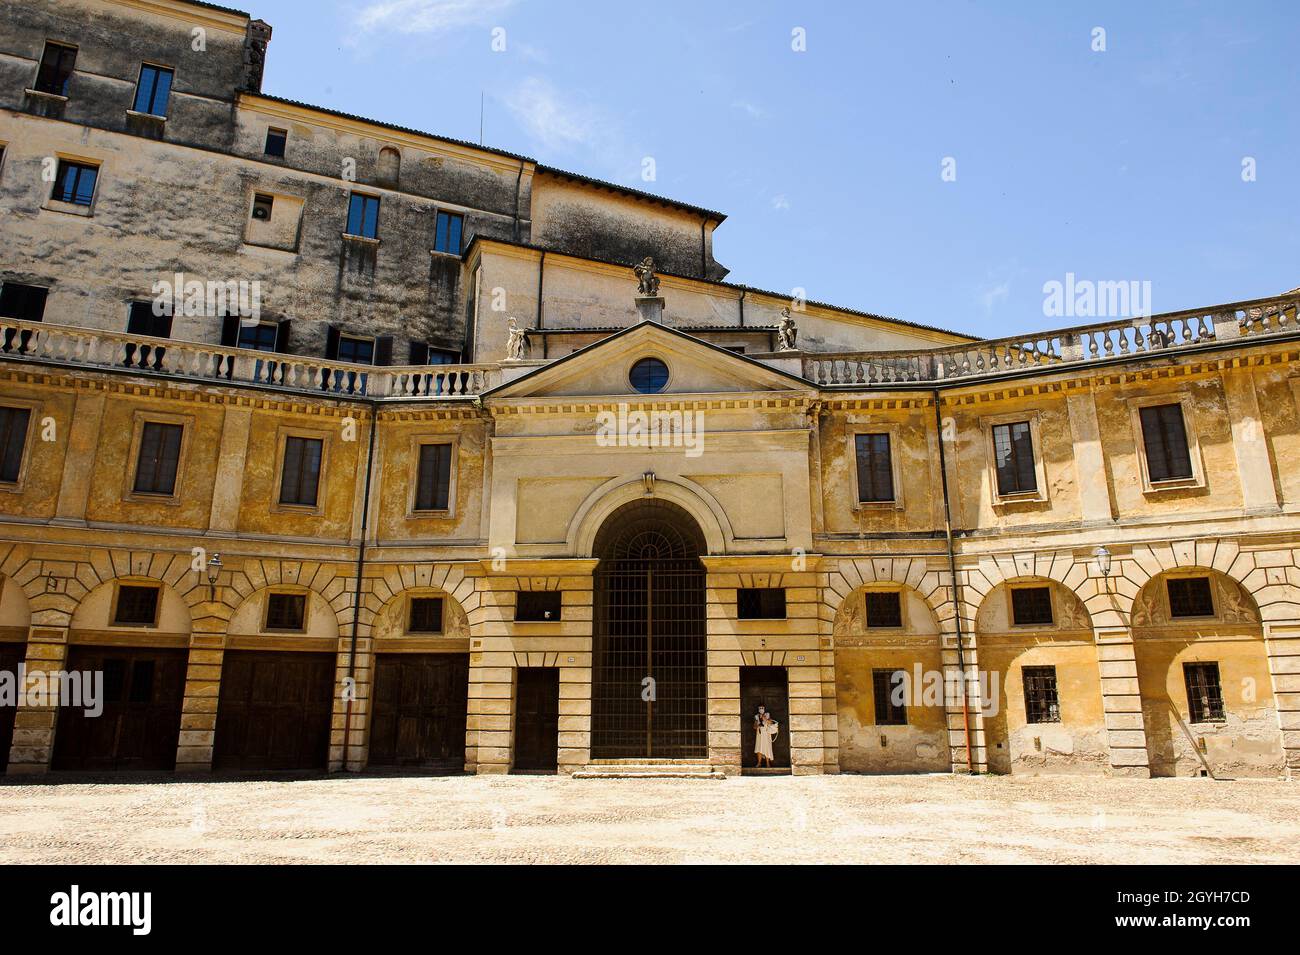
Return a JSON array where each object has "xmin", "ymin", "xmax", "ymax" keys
[{"xmin": 592, "ymin": 500, "xmax": 707, "ymax": 759}]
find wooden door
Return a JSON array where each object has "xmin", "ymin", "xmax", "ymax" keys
[
  {"xmin": 213, "ymin": 651, "xmax": 334, "ymax": 771},
  {"xmin": 513, "ymin": 668, "xmax": 559, "ymax": 772},
  {"xmin": 367, "ymin": 653, "xmax": 468, "ymax": 769},
  {"xmin": 740, "ymin": 666, "xmax": 791, "ymax": 769},
  {"xmin": 0, "ymin": 643, "xmax": 23, "ymax": 772},
  {"xmin": 52, "ymin": 646, "xmax": 187, "ymax": 771}
]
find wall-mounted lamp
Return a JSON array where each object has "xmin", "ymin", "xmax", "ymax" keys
[
  {"xmin": 1092, "ymin": 545, "xmax": 1112, "ymax": 592},
  {"xmin": 206, "ymin": 552, "xmax": 223, "ymax": 600},
  {"xmin": 642, "ymin": 470, "xmax": 655, "ymax": 496}
]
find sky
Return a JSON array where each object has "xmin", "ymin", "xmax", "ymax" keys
[{"xmin": 247, "ymin": 0, "xmax": 1300, "ymax": 338}]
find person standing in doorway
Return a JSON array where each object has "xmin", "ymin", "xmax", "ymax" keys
[{"xmin": 754, "ymin": 705, "xmax": 779, "ymax": 768}]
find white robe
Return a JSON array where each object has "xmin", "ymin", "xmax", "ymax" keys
[{"xmin": 754, "ymin": 719, "xmax": 778, "ymax": 760}]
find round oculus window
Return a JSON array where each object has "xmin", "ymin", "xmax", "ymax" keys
[{"xmin": 629, "ymin": 357, "xmax": 669, "ymax": 394}]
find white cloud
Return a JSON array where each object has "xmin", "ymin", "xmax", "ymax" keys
[
  {"xmin": 355, "ymin": 0, "xmax": 518, "ymax": 35},
  {"xmin": 501, "ymin": 76, "xmax": 603, "ymax": 154},
  {"xmin": 771, "ymin": 193, "xmax": 790, "ymax": 211},
  {"xmin": 731, "ymin": 100, "xmax": 764, "ymax": 119}
]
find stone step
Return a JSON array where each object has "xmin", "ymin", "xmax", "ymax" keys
[{"xmin": 572, "ymin": 763, "xmax": 728, "ymax": 779}]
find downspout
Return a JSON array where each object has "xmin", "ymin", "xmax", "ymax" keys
[
  {"xmin": 932, "ymin": 387, "xmax": 975, "ymax": 774},
  {"xmin": 342, "ymin": 405, "xmax": 379, "ymax": 772},
  {"xmin": 738, "ymin": 289, "xmax": 746, "ymax": 327},
  {"xmin": 700, "ymin": 221, "xmax": 707, "ymax": 278},
  {"xmin": 536, "ymin": 250, "xmax": 547, "ymax": 358},
  {"xmin": 512, "ymin": 161, "xmax": 524, "ymax": 242}
]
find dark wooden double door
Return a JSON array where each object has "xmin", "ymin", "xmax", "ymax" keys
[
  {"xmin": 52, "ymin": 646, "xmax": 188, "ymax": 771},
  {"xmin": 741, "ymin": 666, "xmax": 791, "ymax": 769},
  {"xmin": 0, "ymin": 643, "xmax": 25, "ymax": 772},
  {"xmin": 514, "ymin": 668, "xmax": 559, "ymax": 772},
  {"xmin": 367, "ymin": 653, "xmax": 468, "ymax": 769},
  {"xmin": 213, "ymin": 651, "xmax": 334, "ymax": 771}
]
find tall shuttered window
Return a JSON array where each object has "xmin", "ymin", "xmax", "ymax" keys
[
  {"xmin": 34, "ymin": 42, "xmax": 77, "ymax": 97},
  {"xmin": 279, "ymin": 436, "xmax": 323, "ymax": 507},
  {"xmin": 132, "ymin": 422, "xmax": 183, "ymax": 495},
  {"xmin": 992, "ymin": 420, "xmax": 1037, "ymax": 495},
  {"xmin": 872, "ymin": 669, "xmax": 907, "ymax": 725},
  {"xmin": 1183, "ymin": 662, "xmax": 1225, "ymax": 723},
  {"xmin": 854, "ymin": 433, "xmax": 894, "ymax": 503},
  {"xmin": 1139, "ymin": 403, "xmax": 1193, "ymax": 482},
  {"xmin": 0, "ymin": 407, "xmax": 32, "ymax": 483},
  {"xmin": 414, "ymin": 443, "xmax": 452, "ymax": 511},
  {"xmin": 1022, "ymin": 666, "xmax": 1061, "ymax": 723}
]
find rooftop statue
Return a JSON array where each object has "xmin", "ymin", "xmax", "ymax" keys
[
  {"xmin": 634, "ymin": 256, "xmax": 661, "ymax": 297},
  {"xmin": 777, "ymin": 307, "xmax": 798, "ymax": 351}
]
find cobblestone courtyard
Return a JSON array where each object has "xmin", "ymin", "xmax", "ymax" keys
[{"xmin": 1, "ymin": 773, "xmax": 1296, "ymax": 864}]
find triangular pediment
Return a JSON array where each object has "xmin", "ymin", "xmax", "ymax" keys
[{"xmin": 484, "ymin": 322, "xmax": 815, "ymax": 401}]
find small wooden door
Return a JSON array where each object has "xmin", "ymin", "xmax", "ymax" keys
[
  {"xmin": 213, "ymin": 651, "xmax": 334, "ymax": 771},
  {"xmin": 0, "ymin": 643, "xmax": 24, "ymax": 772},
  {"xmin": 740, "ymin": 666, "xmax": 791, "ymax": 769},
  {"xmin": 367, "ymin": 653, "xmax": 468, "ymax": 769},
  {"xmin": 52, "ymin": 646, "xmax": 188, "ymax": 771},
  {"xmin": 513, "ymin": 668, "xmax": 559, "ymax": 772}
]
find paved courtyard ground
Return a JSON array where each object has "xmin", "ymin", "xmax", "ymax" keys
[{"xmin": 0, "ymin": 773, "xmax": 1296, "ymax": 864}]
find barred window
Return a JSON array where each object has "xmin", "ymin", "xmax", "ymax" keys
[
  {"xmin": 992, "ymin": 420, "xmax": 1037, "ymax": 495},
  {"xmin": 408, "ymin": 597, "xmax": 444, "ymax": 633},
  {"xmin": 737, "ymin": 588, "xmax": 786, "ymax": 619},
  {"xmin": 1011, "ymin": 587, "xmax": 1053, "ymax": 626},
  {"xmin": 854, "ymin": 433, "xmax": 894, "ymax": 503},
  {"xmin": 1022, "ymin": 666, "xmax": 1061, "ymax": 723},
  {"xmin": 114, "ymin": 585, "xmax": 159, "ymax": 626},
  {"xmin": 1183, "ymin": 662, "xmax": 1225, "ymax": 723},
  {"xmin": 865, "ymin": 591, "xmax": 902, "ymax": 629},
  {"xmin": 1167, "ymin": 577, "xmax": 1214, "ymax": 618},
  {"xmin": 1139, "ymin": 403, "xmax": 1193, "ymax": 482},
  {"xmin": 872, "ymin": 669, "xmax": 907, "ymax": 725},
  {"xmin": 265, "ymin": 592, "xmax": 306, "ymax": 631}
]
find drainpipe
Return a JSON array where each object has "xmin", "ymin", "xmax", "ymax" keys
[
  {"xmin": 342, "ymin": 406, "xmax": 379, "ymax": 772},
  {"xmin": 932, "ymin": 388, "xmax": 976, "ymax": 774},
  {"xmin": 536, "ymin": 250, "xmax": 547, "ymax": 358}
]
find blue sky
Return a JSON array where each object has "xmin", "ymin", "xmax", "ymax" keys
[{"xmin": 249, "ymin": 0, "xmax": 1300, "ymax": 338}]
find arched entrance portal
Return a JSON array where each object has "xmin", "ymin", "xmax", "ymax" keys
[{"xmin": 592, "ymin": 500, "xmax": 708, "ymax": 759}]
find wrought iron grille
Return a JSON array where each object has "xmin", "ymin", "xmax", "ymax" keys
[{"xmin": 591, "ymin": 502, "xmax": 708, "ymax": 759}]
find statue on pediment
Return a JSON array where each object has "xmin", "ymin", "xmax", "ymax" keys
[
  {"xmin": 777, "ymin": 307, "xmax": 798, "ymax": 351},
  {"xmin": 634, "ymin": 257, "xmax": 660, "ymax": 297},
  {"xmin": 505, "ymin": 317, "xmax": 528, "ymax": 361}
]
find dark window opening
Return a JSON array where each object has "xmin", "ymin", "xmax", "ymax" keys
[
  {"xmin": 1139, "ymin": 403, "xmax": 1194, "ymax": 482},
  {"xmin": 872, "ymin": 669, "xmax": 908, "ymax": 725},
  {"xmin": 433, "ymin": 210, "xmax": 463, "ymax": 254},
  {"xmin": 34, "ymin": 42, "xmax": 77, "ymax": 97},
  {"xmin": 0, "ymin": 283, "xmax": 49, "ymax": 322},
  {"xmin": 414, "ymin": 443, "xmax": 452, "ymax": 511},
  {"xmin": 517, "ymin": 591, "xmax": 562, "ymax": 622},
  {"xmin": 132, "ymin": 421, "xmax": 183, "ymax": 495},
  {"xmin": 127, "ymin": 659, "xmax": 156, "ymax": 703},
  {"xmin": 0, "ymin": 406, "xmax": 32, "ymax": 483},
  {"xmin": 629, "ymin": 357, "xmax": 669, "ymax": 394},
  {"xmin": 132, "ymin": 64, "xmax": 173, "ymax": 117},
  {"xmin": 1184, "ymin": 662, "xmax": 1225, "ymax": 723},
  {"xmin": 265, "ymin": 593, "xmax": 306, "ymax": 631},
  {"xmin": 993, "ymin": 420, "xmax": 1037, "ymax": 495},
  {"xmin": 52, "ymin": 160, "xmax": 98, "ymax": 206},
  {"xmin": 1010, "ymin": 586, "xmax": 1054, "ymax": 626},
  {"xmin": 1022, "ymin": 666, "xmax": 1061, "ymax": 723},
  {"xmin": 1167, "ymin": 577, "xmax": 1215, "ymax": 618},
  {"xmin": 346, "ymin": 193, "xmax": 380, "ymax": 239},
  {"xmin": 264, "ymin": 127, "xmax": 287, "ymax": 158},
  {"xmin": 854, "ymin": 433, "xmax": 894, "ymax": 503},
  {"xmin": 279, "ymin": 436, "xmax": 323, "ymax": 507},
  {"xmin": 737, "ymin": 588, "xmax": 786, "ymax": 620},
  {"xmin": 865, "ymin": 591, "xmax": 903, "ymax": 629},
  {"xmin": 114, "ymin": 585, "xmax": 160, "ymax": 626},
  {"xmin": 238, "ymin": 322, "xmax": 278, "ymax": 352},
  {"xmin": 408, "ymin": 597, "xmax": 444, "ymax": 633},
  {"xmin": 125, "ymin": 301, "xmax": 171, "ymax": 369},
  {"xmin": 251, "ymin": 193, "xmax": 274, "ymax": 221},
  {"xmin": 337, "ymin": 335, "xmax": 374, "ymax": 365}
]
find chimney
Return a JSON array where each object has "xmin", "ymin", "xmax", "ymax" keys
[{"xmin": 242, "ymin": 19, "xmax": 273, "ymax": 93}]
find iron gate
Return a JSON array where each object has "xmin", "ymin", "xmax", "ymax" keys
[{"xmin": 592, "ymin": 559, "xmax": 707, "ymax": 759}]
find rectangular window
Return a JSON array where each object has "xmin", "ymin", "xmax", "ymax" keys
[
  {"xmin": 132, "ymin": 422, "xmax": 183, "ymax": 495},
  {"xmin": 265, "ymin": 592, "xmax": 306, "ymax": 631},
  {"xmin": 865, "ymin": 591, "xmax": 903, "ymax": 629},
  {"xmin": 279, "ymin": 436, "xmax": 323, "ymax": 507},
  {"xmin": 127, "ymin": 301, "xmax": 173, "ymax": 339},
  {"xmin": 238, "ymin": 322, "xmax": 278, "ymax": 352},
  {"xmin": 0, "ymin": 407, "xmax": 32, "ymax": 483},
  {"xmin": 414, "ymin": 442, "xmax": 452, "ymax": 511},
  {"xmin": 1022, "ymin": 666, "xmax": 1061, "ymax": 723},
  {"xmin": 264, "ymin": 127, "xmax": 287, "ymax": 158},
  {"xmin": 1167, "ymin": 577, "xmax": 1215, "ymax": 618},
  {"xmin": 34, "ymin": 42, "xmax": 77, "ymax": 97},
  {"xmin": 114, "ymin": 585, "xmax": 160, "ymax": 626},
  {"xmin": 132, "ymin": 64, "xmax": 173, "ymax": 117},
  {"xmin": 1184, "ymin": 662, "xmax": 1225, "ymax": 723},
  {"xmin": 408, "ymin": 596, "xmax": 444, "ymax": 633},
  {"xmin": 1139, "ymin": 403, "xmax": 1193, "ymax": 482},
  {"xmin": 737, "ymin": 588, "xmax": 786, "ymax": 620},
  {"xmin": 854, "ymin": 433, "xmax": 894, "ymax": 503},
  {"xmin": 251, "ymin": 193, "xmax": 274, "ymax": 221},
  {"xmin": 1010, "ymin": 586, "xmax": 1054, "ymax": 626},
  {"xmin": 0, "ymin": 283, "xmax": 48, "ymax": 322},
  {"xmin": 52, "ymin": 160, "xmax": 98, "ymax": 206},
  {"xmin": 346, "ymin": 193, "xmax": 380, "ymax": 239},
  {"xmin": 516, "ymin": 591, "xmax": 562, "ymax": 622},
  {"xmin": 433, "ymin": 210, "xmax": 463, "ymax": 254},
  {"xmin": 872, "ymin": 669, "xmax": 907, "ymax": 725},
  {"xmin": 337, "ymin": 335, "xmax": 375, "ymax": 365},
  {"xmin": 992, "ymin": 421, "xmax": 1037, "ymax": 495}
]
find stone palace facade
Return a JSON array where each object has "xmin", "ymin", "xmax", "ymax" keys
[{"xmin": 1, "ymin": 0, "xmax": 1298, "ymax": 779}]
